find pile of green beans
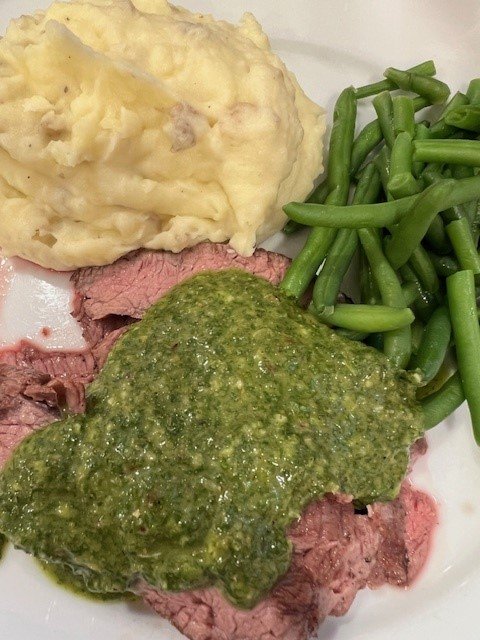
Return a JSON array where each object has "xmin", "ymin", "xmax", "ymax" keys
[{"xmin": 280, "ymin": 62, "xmax": 480, "ymax": 444}]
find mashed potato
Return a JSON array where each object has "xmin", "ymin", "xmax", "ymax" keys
[{"xmin": 0, "ymin": 0, "xmax": 325, "ymax": 270}]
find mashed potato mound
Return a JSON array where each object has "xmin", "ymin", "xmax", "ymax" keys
[{"xmin": 0, "ymin": 0, "xmax": 325, "ymax": 269}]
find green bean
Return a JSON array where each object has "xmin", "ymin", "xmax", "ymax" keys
[
  {"xmin": 409, "ymin": 306, "xmax": 451, "ymax": 385},
  {"xmin": 335, "ymin": 328, "xmax": 369, "ymax": 341},
  {"xmin": 466, "ymin": 79, "xmax": 480, "ymax": 104},
  {"xmin": 425, "ymin": 215, "xmax": 451, "ymax": 254},
  {"xmin": 402, "ymin": 282, "xmax": 421, "ymax": 306},
  {"xmin": 411, "ymin": 320, "xmax": 425, "ymax": 355},
  {"xmin": 417, "ymin": 353, "xmax": 457, "ymax": 399},
  {"xmin": 400, "ymin": 264, "xmax": 439, "ymax": 322},
  {"xmin": 351, "ymin": 120, "xmax": 383, "ymax": 177},
  {"xmin": 447, "ymin": 270, "xmax": 480, "ymax": 443},
  {"xmin": 308, "ymin": 179, "xmax": 330, "ymax": 205},
  {"xmin": 350, "ymin": 96, "xmax": 428, "ymax": 176},
  {"xmin": 384, "ymin": 68, "xmax": 450, "ymax": 104},
  {"xmin": 421, "ymin": 162, "xmax": 466, "ymax": 223},
  {"xmin": 421, "ymin": 371, "xmax": 465, "ymax": 430},
  {"xmin": 360, "ymin": 252, "xmax": 381, "ymax": 305},
  {"xmin": 413, "ymin": 139, "xmax": 480, "ymax": 166},
  {"xmin": 373, "ymin": 145, "xmax": 392, "ymax": 199},
  {"xmin": 450, "ymin": 165, "xmax": 477, "ymax": 224},
  {"xmin": 327, "ymin": 87, "xmax": 357, "ymax": 197},
  {"xmin": 352, "ymin": 163, "xmax": 383, "ymax": 205},
  {"xmin": 280, "ymin": 88, "xmax": 356, "ymax": 299},
  {"xmin": 413, "ymin": 122, "xmax": 431, "ymax": 178},
  {"xmin": 446, "ymin": 218, "xmax": 480, "ymax": 273},
  {"xmin": 429, "ymin": 253, "xmax": 460, "ymax": 278},
  {"xmin": 283, "ymin": 194, "xmax": 418, "ymax": 229},
  {"xmin": 312, "ymin": 304, "xmax": 414, "ymax": 332},
  {"xmin": 358, "ymin": 226, "xmax": 412, "ymax": 368},
  {"xmin": 388, "ymin": 132, "xmax": 421, "ymax": 199},
  {"xmin": 312, "ymin": 229, "xmax": 358, "ymax": 313},
  {"xmin": 429, "ymin": 91, "xmax": 469, "ymax": 139},
  {"xmin": 385, "ymin": 180, "xmax": 454, "ymax": 269},
  {"xmin": 283, "ymin": 219, "xmax": 304, "ymax": 236},
  {"xmin": 283, "ymin": 180, "xmax": 329, "ymax": 235},
  {"xmin": 312, "ymin": 164, "xmax": 381, "ymax": 313},
  {"xmin": 385, "ymin": 177, "xmax": 480, "ymax": 268},
  {"xmin": 413, "ymin": 288, "xmax": 440, "ymax": 324},
  {"xmin": 354, "ymin": 60, "xmax": 436, "ymax": 99},
  {"xmin": 279, "ymin": 230, "xmax": 336, "ymax": 299},
  {"xmin": 422, "ymin": 162, "xmax": 444, "ymax": 185},
  {"xmin": 408, "ymin": 245, "xmax": 440, "ymax": 293},
  {"xmin": 373, "ymin": 91, "xmax": 395, "ymax": 148},
  {"xmin": 393, "ymin": 95, "xmax": 416, "ymax": 137},
  {"xmin": 445, "ymin": 106, "xmax": 480, "ymax": 133}
]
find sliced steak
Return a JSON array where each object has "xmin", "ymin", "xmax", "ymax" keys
[
  {"xmin": 0, "ymin": 243, "xmax": 437, "ymax": 639},
  {"xmin": 71, "ymin": 244, "xmax": 291, "ymax": 345},
  {"xmin": 0, "ymin": 340, "xmax": 96, "ymax": 383},
  {"xmin": 138, "ymin": 484, "xmax": 437, "ymax": 640},
  {"xmin": 0, "ymin": 363, "xmax": 64, "ymax": 466},
  {"xmin": 367, "ymin": 482, "xmax": 436, "ymax": 587}
]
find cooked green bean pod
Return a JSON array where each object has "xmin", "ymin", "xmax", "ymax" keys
[
  {"xmin": 388, "ymin": 132, "xmax": 421, "ymax": 199},
  {"xmin": 358, "ymin": 226, "xmax": 412, "ymax": 368},
  {"xmin": 447, "ymin": 270, "xmax": 480, "ymax": 443},
  {"xmin": 351, "ymin": 120, "xmax": 383, "ymax": 177},
  {"xmin": 409, "ymin": 306, "xmax": 451, "ymax": 385},
  {"xmin": 385, "ymin": 177, "xmax": 480, "ymax": 268},
  {"xmin": 385, "ymin": 180, "xmax": 454, "ymax": 269},
  {"xmin": 313, "ymin": 303, "xmax": 414, "ymax": 332},
  {"xmin": 360, "ymin": 252, "xmax": 381, "ymax": 305},
  {"xmin": 425, "ymin": 215, "xmax": 451, "ymax": 254},
  {"xmin": 393, "ymin": 95, "xmax": 416, "ymax": 137},
  {"xmin": 312, "ymin": 164, "xmax": 381, "ymax": 313},
  {"xmin": 384, "ymin": 68, "xmax": 450, "ymax": 104},
  {"xmin": 283, "ymin": 180, "xmax": 330, "ymax": 235},
  {"xmin": 351, "ymin": 96, "xmax": 428, "ymax": 176},
  {"xmin": 421, "ymin": 371, "xmax": 465, "ymax": 430},
  {"xmin": 413, "ymin": 122, "xmax": 431, "ymax": 178},
  {"xmin": 466, "ymin": 78, "xmax": 480, "ymax": 105},
  {"xmin": 400, "ymin": 264, "xmax": 439, "ymax": 322},
  {"xmin": 428, "ymin": 91, "xmax": 469, "ymax": 139},
  {"xmin": 312, "ymin": 229, "xmax": 358, "ymax": 313},
  {"xmin": 445, "ymin": 106, "xmax": 480, "ymax": 133},
  {"xmin": 280, "ymin": 88, "xmax": 356, "ymax": 299},
  {"xmin": 429, "ymin": 253, "xmax": 460, "ymax": 278},
  {"xmin": 413, "ymin": 139, "xmax": 480, "ymax": 166},
  {"xmin": 373, "ymin": 145, "xmax": 392, "ymax": 199},
  {"xmin": 308, "ymin": 179, "xmax": 330, "ymax": 205},
  {"xmin": 402, "ymin": 282, "xmax": 421, "ymax": 306},
  {"xmin": 446, "ymin": 218, "xmax": 480, "ymax": 273},
  {"xmin": 335, "ymin": 328, "xmax": 369, "ymax": 341},
  {"xmin": 354, "ymin": 60, "xmax": 436, "ymax": 99},
  {"xmin": 373, "ymin": 91, "xmax": 395, "ymax": 148},
  {"xmin": 284, "ymin": 194, "xmax": 418, "ymax": 229},
  {"xmin": 408, "ymin": 245, "xmax": 440, "ymax": 293}
]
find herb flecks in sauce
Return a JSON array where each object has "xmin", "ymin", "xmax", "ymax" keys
[
  {"xmin": 0, "ymin": 270, "xmax": 422, "ymax": 608},
  {"xmin": 38, "ymin": 560, "xmax": 133, "ymax": 601}
]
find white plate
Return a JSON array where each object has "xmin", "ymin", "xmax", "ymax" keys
[{"xmin": 1, "ymin": 0, "xmax": 480, "ymax": 638}]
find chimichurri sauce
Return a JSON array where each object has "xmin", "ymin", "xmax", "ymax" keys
[
  {"xmin": 38, "ymin": 560, "xmax": 133, "ymax": 601},
  {"xmin": 0, "ymin": 270, "xmax": 423, "ymax": 608}
]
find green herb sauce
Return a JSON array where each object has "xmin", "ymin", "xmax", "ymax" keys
[
  {"xmin": 0, "ymin": 270, "xmax": 423, "ymax": 608},
  {"xmin": 38, "ymin": 560, "xmax": 133, "ymax": 601}
]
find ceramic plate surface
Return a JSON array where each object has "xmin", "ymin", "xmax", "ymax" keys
[{"xmin": 0, "ymin": 0, "xmax": 480, "ymax": 638}]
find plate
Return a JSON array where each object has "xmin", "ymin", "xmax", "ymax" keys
[{"xmin": 0, "ymin": 0, "xmax": 480, "ymax": 638}]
